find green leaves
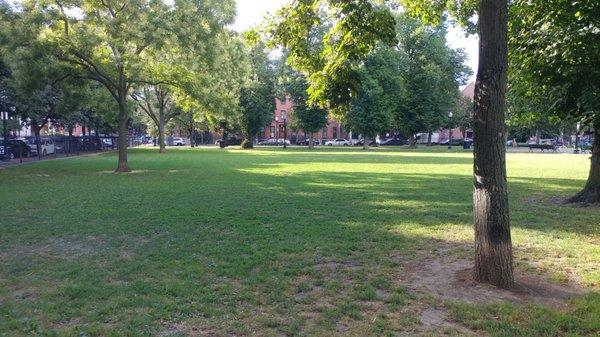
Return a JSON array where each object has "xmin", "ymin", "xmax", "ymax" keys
[
  {"xmin": 509, "ymin": 0, "xmax": 600, "ymax": 122},
  {"xmin": 269, "ymin": 0, "xmax": 396, "ymax": 112}
]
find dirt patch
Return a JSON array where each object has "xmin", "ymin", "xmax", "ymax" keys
[
  {"xmin": 315, "ymin": 260, "xmax": 363, "ymax": 272},
  {"xmin": 406, "ymin": 244, "xmax": 586, "ymax": 307},
  {"xmin": 159, "ymin": 321, "xmax": 215, "ymax": 337},
  {"xmin": 420, "ymin": 307, "xmax": 476, "ymax": 335},
  {"xmin": 0, "ymin": 237, "xmax": 107, "ymax": 262},
  {"xmin": 50, "ymin": 317, "xmax": 83, "ymax": 330}
]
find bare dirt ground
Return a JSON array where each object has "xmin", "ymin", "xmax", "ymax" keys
[{"xmin": 404, "ymin": 243, "xmax": 587, "ymax": 335}]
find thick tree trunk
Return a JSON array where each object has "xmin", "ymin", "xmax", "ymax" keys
[
  {"xmin": 190, "ymin": 128, "xmax": 195, "ymax": 148},
  {"xmin": 427, "ymin": 131, "xmax": 432, "ymax": 146},
  {"xmin": 309, "ymin": 133, "xmax": 315, "ymax": 149},
  {"xmin": 115, "ymin": 97, "xmax": 130, "ymax": 173},
  {"xmin": 473, "ymin": 0, "xmax": 513, "ymax": 289},
  {"xmin": 363, "ymin": 135, "xmax": 370, "ymax": 150},
  {"xmin": 566, "ymin": 119, "xmax": 600, "ymax": 204}
]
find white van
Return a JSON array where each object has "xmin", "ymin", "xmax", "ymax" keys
[{"xmin": 416, "ymin": 132, "xmax": 439, "ymax": 145}]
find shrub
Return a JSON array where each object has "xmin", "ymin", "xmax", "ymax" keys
[{"xmin": 241, "ymin": 139, "xmax": 253, "ymax": 149}]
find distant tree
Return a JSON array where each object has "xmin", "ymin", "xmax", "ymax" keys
[
  {"xmin": 510, "ymin": 0, "xmax": 600, "ymax": 203},
  {"xmin": 346, "ymin": 46, "xmax": 404, "ymax": 149},
  {"xmin": 393, "ymin": 14, "xmax": 470, "ymax": 148},
  {"xmin": 454, "ymin": 94, "xmax": 474, "ymax": 141},
  {"xmin": 30, "ymin": 0, "xmax": 237, "ymax": 171},
  {"xmin": 133, "ymin": 85, "xmax": 180, "ymax": 153},
  {"xmin": 237, "ymin": 40, "xmax": 275, "ymax": 149},
  {"xmin": 282, "ymin": 65, "xmax": 327, "ymax": 149}
]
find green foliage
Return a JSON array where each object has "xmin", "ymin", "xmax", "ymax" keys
[
  {"xmin": 509, "ymin": 0, "xmax": 600, "ymax": 124},
  {"xmin": 346, "ymin": 45, "xmax": 404, "ymax": 140},
  {"xmin": 237, "ymin": 41, "xmax": 276, "ymax": 144},
  {"xmin": 269, "ymin": 0, "xmax": 397, "ymax": 115},
  {"xmin": 393, "ymin": 14, "xmax": 470, "ymax": 136},
  {"xmin": 280, "ymin": 56, "xmax": 328, "ymax": 137}
]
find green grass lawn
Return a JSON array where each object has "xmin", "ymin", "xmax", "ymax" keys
[{"xmin": 0, "ymin": 147, "xmax": 598, "ymax": 336}]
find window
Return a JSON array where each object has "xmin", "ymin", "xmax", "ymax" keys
[
  {"xmin": 322, "ymin": 127, "xmax": 328, "ymax": 138},
  {"xmin": 333, "ymin": 127, "xmax": 338, "ymax": 139},
  {"xmin": 270, "ymin": 126, "xmax": 275, "ymax": 138}
]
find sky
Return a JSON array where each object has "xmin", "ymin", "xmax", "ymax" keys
[{"xmin": 232, "ymin": 0, "xmax": 479, "ymax": 84}]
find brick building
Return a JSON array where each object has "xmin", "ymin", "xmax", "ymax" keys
[{"xmin": 262, "ymin": 97, "xmax": 349, "ymax": 144}]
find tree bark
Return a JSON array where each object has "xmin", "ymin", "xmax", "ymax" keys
[
  {"xmin": 190, "ymin": 128, "xmax": 195, "ymax": 148},
  {"xmin": 408, "ymin": 133, "xmax": 416, "ymax": 148},
  {"xmin": 363, "ymin": 135, "xmax": 370, "ymax": 150},
  {"xmin": 158, "ymin": 114, "xmax": 166, "ymax": 154},
  {"xmin": 309, "ymin": 133, "xmax": 315, "ymax": 149},
  {"xmin": 566, "ymin": 118, "xmax": 600, "ymax": 204},
  {"xmin": 115, "ymin": 96, "xmax": 131, "ymax": 172},
  {"xmin": 67, "ymin": 127, "xmax": 73, "ymax": 156},
  {"xmin": 427, "ymin": 131, "xmax": 432, "ymax": 146},
  {"xmin": 32, "ymin": 125, "xmax": 42, "ymax": 160},
  {"xmin": 473, "ymin": 0, "xmax": 513, "ymax": 289}
]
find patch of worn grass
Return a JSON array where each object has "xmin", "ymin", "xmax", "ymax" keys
[{"xmin": 0, "ymin": 146, "xmax": 598, "ymax": 336}]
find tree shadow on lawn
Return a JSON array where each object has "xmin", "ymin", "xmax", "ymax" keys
[{"xmin": 1, "ymin": 152, "xmax": 598, "ymax": 335}]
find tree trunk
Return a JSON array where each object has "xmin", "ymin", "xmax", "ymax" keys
[
  {"xmin": 190, "ymin": 128, "xmax": 195, "ymax": 148},
  {"xmin": 427, "ymin": 131, "xmax": 432, "ymax": 146},
  {"xmin": 309, "ymin": 133, "xmax": 315, "ymax": 149},
  {"xmin": 535, "ymin": 129, "xmax": 540, "ymax": 144},
  {"xmin": 220, "ymin": 130, "xmax": 228, "ymax": 148},
  {"xmin": 408, "ymin": 133, "xmax": 416, "ymax": 148},
  {"xmin": 473, "ymin": 0, "xmax": 513, "ymax": 289},
  {"xmin": 566, "ymin": 119, "xmax": 600, "ymax": 204},
  {"xmin": 158, "ymin": 115, "xmax": 166, "ymax": 154},
  {"xmin": 67, "ymin": 127, "xmax": 73, "ymax": 156},
  {"xmin": 363, "ymin": 135, "xmax": 370, "ymax": 150},
  {"xmin": 115, "ymin": 97, "xmax": 130, "ymax": 172},
  {"xmin": 33, "ymin": 125, "xmax": 42, "ymax": 160}
]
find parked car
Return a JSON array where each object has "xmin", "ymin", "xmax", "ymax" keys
[
  {"xmin": 354, "ymin": 138, "xmax": 377, "ymax": 147},
  {"xmin": 172, "ymin": 137, "xmax": 186, "ymax": 146},
  {"xmin": 440, "ymin": 138, "xmax": 464, "ymax": 146},
  {"xmin": 26, "ymin": 137, "xmax": 55, "ymax": 156},
  {"xmin": 258, "ymin": 138, "xmax": 278, "ymax": 146},
  {"xmin": 215, "ymin": 136, "xmax": 243, "ymax": 146},
  {"xmin": 0, "ymin": 139, "xmax": 32, "ymax": 159},
  {"xmin": 324, "ymin": 138, "xmax": 351, "ymax": 146},
  {"xmin": 380, "ymin": 138, "xmax": 405, "ymax": 146},
  {"xmin": 297, "ymin": 138, "xmax": 320, "ymax": 146}
]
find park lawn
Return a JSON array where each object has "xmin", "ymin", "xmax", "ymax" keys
[{"xmin": 0, "ymin": 147, "xmax": 598, "ymax": 336}]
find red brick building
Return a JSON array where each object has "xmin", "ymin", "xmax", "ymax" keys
[{"xmin": 262, "ymin": 97, "xmax": 349, "ymax": 144}]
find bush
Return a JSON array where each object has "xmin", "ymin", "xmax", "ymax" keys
[{"xmin": 241, "ymin": 139, "xmax": 253, "ymax": 149}]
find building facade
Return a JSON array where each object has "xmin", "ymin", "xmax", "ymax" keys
[{"xmin": 262, "ymin": 97, "xmax": 349, "ymax": 144}]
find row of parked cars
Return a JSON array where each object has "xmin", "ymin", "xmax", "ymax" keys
[{"xmin": 0, "ymin": 138, "xmax": 56, "ymax": 159}]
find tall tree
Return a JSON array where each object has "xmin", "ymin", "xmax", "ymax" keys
[
  {"xmin": 393, "ymin": 14, "xmax": 470, "ymax": 148},
  {"xmin": 510, "ymin": 0, "xmax": 600, "ymax": 204},
  {"xmin": 31, "ymin": 0, "xmax": 236, "ymax": 172},
  {"xmin": 346, "ymin": 45, "xmax": 404, "ymax": 149},
  {"xmin": 281, "ymin": 65, "xmax": 327, "ymax": 149},
  {"xmin": 133, "ymin": 85, "xmax": 179, "ymax": 153},
  {"xmin": 271, "ymin": 0, "xmax": 514, "ymax": 288},
  {"xmin": 237, "ymin": 39, "xmax": 275, "ymax": 149}
]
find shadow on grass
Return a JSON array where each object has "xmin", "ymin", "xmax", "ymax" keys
[{"xmin": 0, "ymin": 148, "xmax": 598, "ymax": 335}]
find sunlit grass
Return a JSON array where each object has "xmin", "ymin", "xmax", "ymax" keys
[{"xmin": 0, "ymin": 146, "xmax": 598, "ymax": 336}]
